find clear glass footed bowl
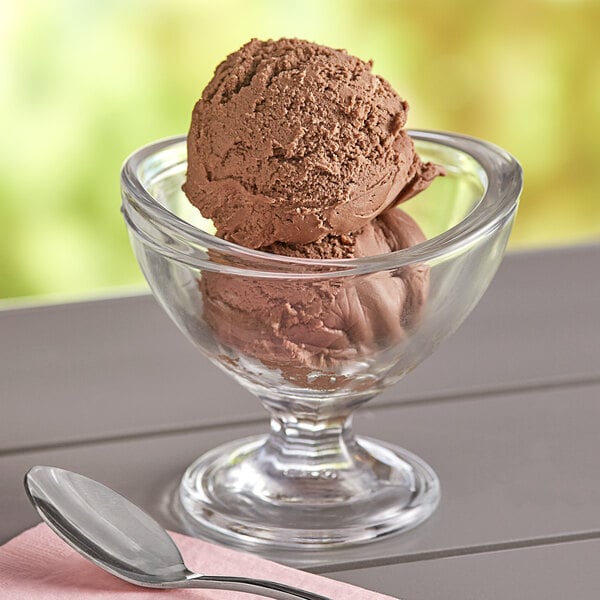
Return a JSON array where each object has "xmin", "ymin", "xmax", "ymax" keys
[{"xmin": 121, "ymin": 130, "xmax": 522, "ymax": 559}]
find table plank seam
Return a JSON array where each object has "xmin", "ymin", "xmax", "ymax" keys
[
  {"xmin": 311, "ymin": 529, "xmax": 600, "ymax": 574},
  {"xmin": 3, "ymin": 375, "xmax": 599, "ymax": 457},
  {"xmin": 373, "ymin": 373, "xmax": 600, "ymax": 412}
]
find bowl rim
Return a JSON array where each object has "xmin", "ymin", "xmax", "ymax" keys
[{"xmin": 121, "ymin": 130, "xmax": 522, "ymax": 276}]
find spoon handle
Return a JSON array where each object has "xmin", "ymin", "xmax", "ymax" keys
[{"xmin": 186, "ymin": 574, "xmax": 332, "ymax": 600}]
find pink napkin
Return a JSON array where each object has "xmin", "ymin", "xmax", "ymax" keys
[{"xmin": 0, "ymin": 524, "xmax": 397, "ymax": 599}]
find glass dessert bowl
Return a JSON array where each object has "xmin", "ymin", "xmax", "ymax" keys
[{"xmin": 121, "ymin": 130, "xmax": 522, "ymax": 557}]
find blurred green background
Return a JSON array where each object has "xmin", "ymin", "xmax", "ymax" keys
[{"xmin": 1, "ymin": 0, "xmax": 599, "ymax": 303}]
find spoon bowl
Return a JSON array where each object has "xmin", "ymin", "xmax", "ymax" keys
[{"xmin": 25, "ymin": 466, "xmax": 330, "ymax": 600}]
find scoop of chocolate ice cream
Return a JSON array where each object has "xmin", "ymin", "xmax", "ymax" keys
[
  {"xmin": 200, "ymin": 209, "xmax": 428, "ymax": 374},
  {"xmin": 184, "ymin": 38, "xmax": 443, "ymax": 248}
]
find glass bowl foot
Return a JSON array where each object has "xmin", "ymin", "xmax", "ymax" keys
[{"xmin": 178, "ymin": 434, "xmax": 440, "ymax": 555}]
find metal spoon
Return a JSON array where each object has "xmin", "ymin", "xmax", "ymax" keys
[{"xmin": 24, "ymin": 466, "xmax": 330, "ymax": 600}]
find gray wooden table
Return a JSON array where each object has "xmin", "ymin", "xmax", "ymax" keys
[{"xmin": 2, "ymin": 244, "xmax": 600, "ymax": 599}]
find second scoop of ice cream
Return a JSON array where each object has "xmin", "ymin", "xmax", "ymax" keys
[{"xmin": 200, "ymin": 209, "xmax": 428, "ymax": 375}]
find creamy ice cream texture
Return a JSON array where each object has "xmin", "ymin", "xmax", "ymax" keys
[
  {"xmin": 183, "ymin": 38, "xmax": 443, "ymax": 248},
  {"xmin": 184, "ymin": 38, "xmax": 443, "ymax": 375},
  {"xmin": 201, "ymin": 210, "xmax": 429, "ymax": 372}
]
